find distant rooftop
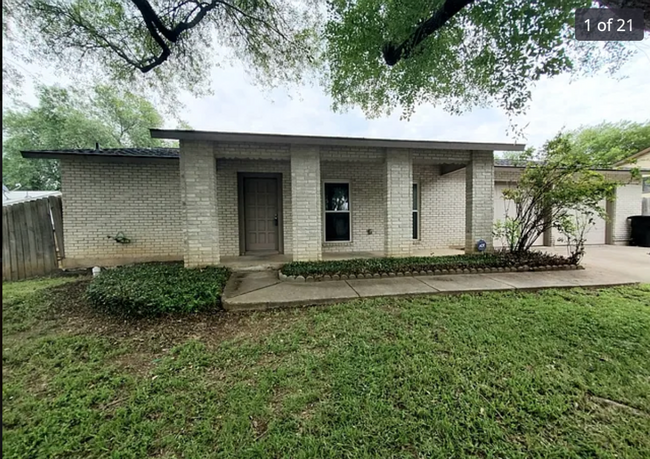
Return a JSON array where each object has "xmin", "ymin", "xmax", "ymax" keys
[
  {"xmin": 3, "ymin": 190, "xmax": 61, "ymax": 206},
  {"xmin": 21, "ymin": 147, "xmax": 180, "ymax": 160}
]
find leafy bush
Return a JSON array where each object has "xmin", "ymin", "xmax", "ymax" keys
[
  {"xmin": 281, "ymin": 252, "xmax": 571, "ymax": 277},
  {"xmin": 496, "ymin": 134, "xmax": 621, "ymax": 255},
  {"xmin": 86, "ymin": 263, "xmax": 230, "ymax": 317}
]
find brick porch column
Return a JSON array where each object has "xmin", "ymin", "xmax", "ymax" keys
[
  {"xmin": 465, "ymin": 150, "xmax": 494, "ymax": 253},
  {"xmin": 291, "ymin": 145, "xmax": 322, "ymax": 261},
  {"xmin": 385, "ymin": 149, "xmax": 413, "ymax": 257},
  {"xmin": 179, "ymin": 140, "xmax": 220, "ymax": 267}
]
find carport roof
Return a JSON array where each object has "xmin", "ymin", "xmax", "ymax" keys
[{"xmin": 495, "ymin": 157, "xmax": 650, "ymax": 173}]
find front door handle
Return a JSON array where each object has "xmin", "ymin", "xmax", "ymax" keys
[{"xmin": 274, "ymin": 214, "xmax": 278, "ymax": 226}]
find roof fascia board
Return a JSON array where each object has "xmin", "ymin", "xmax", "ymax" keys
[{"xmin": 151, "ymin": 129, "xmax": 525, "ymax": 152}]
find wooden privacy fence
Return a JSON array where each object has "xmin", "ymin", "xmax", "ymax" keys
[{"xmin": 2, "ymin": 195, "xmax": 65, "ymax": 281}]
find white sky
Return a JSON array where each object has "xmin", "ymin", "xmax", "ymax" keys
[
  {"xmin": 175, "ymin": 50, "xmax": 650, "ymax": 151},
  {"xmin": 7, "ymin": 42, "xmax": 650, "ymax": 152}
]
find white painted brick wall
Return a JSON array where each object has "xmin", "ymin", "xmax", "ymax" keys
[
  {"xmin": 291, "ymin": 146, "xmax": 322, "ymax": 260},
  {"xmin": 180, "ymin": 140, "xmax": 220, "ymax": 267},
  {"xmin": 321, "ymin": 146, "xmax": 384, "ymax": 163},
  {"xmin": 612, "ymin": 182, "xmax": 642, "ymax": 245},
  {"xmin": 385, "ymin": 149, "xmax": 413, "ymax": 256},
  {"xmin": 216, "ymin": 142, "xmax": 291, "ymax": 160},
  {"xmin": 59, "ymin": 158, "xmax": 183, "ymax": 267},
  {"xmin": 412, "ymin": 149, "xmax": 471, "ymax": 164},
  {"xmin": 415, "ymin": 165, "xmax": 466, "ymax": 249},
  {"xmin": 465, "ymin": 151, "xmax": 495, "ymax": 252}
]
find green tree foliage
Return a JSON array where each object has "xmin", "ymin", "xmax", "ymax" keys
[
  {"xmin": 494, "ymin": 134, "xmax": 620, "ymax": 258},
  {"xmin": 4, "ymin": 0, "xmax": 320, "ymax": 97},
  {"xmin": 325, "ymin": 0, "xmax": 636, "ymax": 120},
  {"xmin": 3, "ymin": 1, "xmax": 641, "ymax": 121},
  {"xmin": 567, "ymin": 120, "xmax": 650, "ymax": 168},
  {"xmin": 2, "ymin": 85, "xmax": 168, "ymax": 190}
]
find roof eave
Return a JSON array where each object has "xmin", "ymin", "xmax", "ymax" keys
[
  {"xmin": 20, "ymin": 151, "xmax": 179, "ymax": 160},
  {"xmin": 612, "ymin": 146, "xmax": 650, "ymax": 167},
  {"xmin": 150, "ymin": 129, "xmax": 526, "ymax": 152},
  {"xmin": 496, "ymin": 165, "xmax": 650, "ymax": 173}
]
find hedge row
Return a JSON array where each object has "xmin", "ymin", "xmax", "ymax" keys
[
  {"xmin": 86, "ymin": 263, "xmax": 231, "ymax": 317},
  {"xmin": 280, "ymin": 252, "xmax": 573, "ymax": 278}
]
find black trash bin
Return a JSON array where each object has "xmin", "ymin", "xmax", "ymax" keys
[{"xmin": 628, "ymin": 215, "xmax": 650, "ymax": 247}]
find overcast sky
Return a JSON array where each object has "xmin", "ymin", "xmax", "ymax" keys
[
  {"xmin": 10, "ymin": 42, "xmax": 650, "ymax": 152},
  {"xmin": 176, "ymin": 50, "xmax": 649, "ymax": 151}
]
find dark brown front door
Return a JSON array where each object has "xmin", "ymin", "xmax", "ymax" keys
[{"xmin": 243, "ymin": 177, "xmax": 279, "ymax": 252}]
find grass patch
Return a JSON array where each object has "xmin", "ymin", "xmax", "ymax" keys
[
  {"xmin": 86, "ymin": 263, "xmax": 230, "ymax": 317},
  {"xmin": 3, "ymin": 279, "xmax": 650, "ymax": 458},
  {"xmin": 281, "ymin": 251, "xmax": 572, "ymax": 277}
]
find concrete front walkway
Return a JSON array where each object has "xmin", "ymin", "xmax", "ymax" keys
[{"xmin": 222, "ymin": 268, "xmax": 638, "ymax": 311}]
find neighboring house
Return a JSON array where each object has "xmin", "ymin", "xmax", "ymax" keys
[
  {"xmin": 21, "ymin": 131, "xmax": 642, "ymax": 269},
  {"xmin": 2, "ymin": 185, "xmax": 61, "ymax": 206},
  {"xmin": 614, "ymin": 147, "xmax": 650, "ymax": 215}
]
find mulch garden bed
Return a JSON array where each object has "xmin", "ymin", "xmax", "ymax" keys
[{"xmin": 279, "ymin": 252, "xmax": 582, "ymax": 282}]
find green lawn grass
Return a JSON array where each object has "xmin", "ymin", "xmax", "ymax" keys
[{"xmin": 3, "ymin": 278, "xmax": 650, "ymax": 458}]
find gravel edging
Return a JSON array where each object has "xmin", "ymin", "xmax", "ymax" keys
[{"xmin": 278, "ymin": 264, "xmax": 585, "ymax": 282}]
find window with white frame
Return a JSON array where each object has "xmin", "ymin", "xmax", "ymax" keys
[
  {"xmin": 324, "ymin": 182, "xmax": 351, "ymax": 242},
  {"xmin": 413, "ymin": 183, "xmax": 419, "ymax": 239}
]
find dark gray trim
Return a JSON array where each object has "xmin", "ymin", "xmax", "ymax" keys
[
  {"xmin": 152, "ymin": 129, "xmax": 526, "ymax": 152},
  {"xmin": 22, "ymin": 148, "xmax": 179, "ymax": 161},
  {"xmin": 440, "ymin": 164, "xmax": 466, "ymax": 176},
  {"xmin": 237, "ymin": 172, "xmax": 284, "ymax": 256},
  {"xmin": 54, "ymin": 155, "xmax": 177, "ymax": 165}
]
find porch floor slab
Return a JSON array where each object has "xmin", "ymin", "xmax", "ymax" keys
[{"xmin": 221, "ymin": 268, "xmax": 638, "ymax": 312}]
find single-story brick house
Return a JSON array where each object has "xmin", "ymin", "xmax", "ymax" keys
[{"xmin": 22, "ymin": 130, "xmax": 642, "ymax": 268}]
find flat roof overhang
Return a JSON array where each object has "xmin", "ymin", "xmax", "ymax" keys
[{"xmin": 150, "ymin": 129, "xmax": 527, "ymax": 152}]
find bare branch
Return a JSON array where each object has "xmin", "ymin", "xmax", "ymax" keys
[{"xmin": 382, "ymin": 0, "xmax": 475, "ymax": 66}]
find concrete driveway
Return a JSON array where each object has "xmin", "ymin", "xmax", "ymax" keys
[{"xmin": 542, "ymin": 245, "xmax": 650, "ymax": 283}]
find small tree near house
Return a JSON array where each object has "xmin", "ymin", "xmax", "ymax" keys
[
  {"xmin": 493, "ymin": 134, "xmax": 628, "ymax": 263},
  {"xmin": 555, "ymin": 210, "xmax": 600, "ymax": 265}
]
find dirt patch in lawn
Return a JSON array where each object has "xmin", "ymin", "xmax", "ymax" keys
[{"xmin": 44, "ymin": 279, "xmax": 305, "ymax": 352}]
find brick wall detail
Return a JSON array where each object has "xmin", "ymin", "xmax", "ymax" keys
[
  {"xmin": 59, "ymin": 158, "xmax": 182, "ymax": 266},
  {"xmin": 180, "ymin": 140, "xmax": 220, "ymax": 267},
  {"xmin": 385, "ymin": 149, "xmax": 413, "ymax": 256},
  {"xmin": 291, "ymin": 145, "xmax": 322, "ymax": 260},
  {"xmin": 465, "ymin": 151, "xmax": 494, "ymax": 252}
]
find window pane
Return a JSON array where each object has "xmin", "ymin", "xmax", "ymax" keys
[
  {"xmin": 643, "ymin": 177, "xmax": 650, "ymax": 193},
  {"xmin": 413, "ymin": 183, "xmax": 418, "ymax": 211},
  {"xmin": 325, "ymin": 213, "xmax": 350, "ymax": 241},
  {"xmin": 413, "ymin": 212, "xmax": 418, "ymax": 240},
  {"xmin": 325, "ymin": 183, "xmax": 350, "ymax": 211}
]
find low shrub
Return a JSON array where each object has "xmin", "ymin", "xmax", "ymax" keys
[
  {"xmin": 86, "ymin": 263, "xmax": 230, "ymax": 317},
  {"xmin": 281, "ymin": 252, "xmax": 571, "ymax": 278}
]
